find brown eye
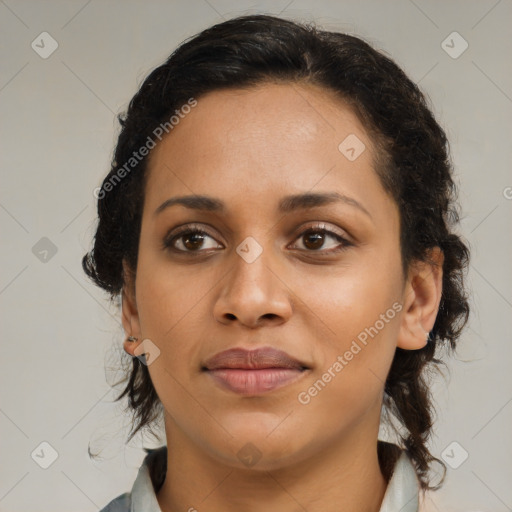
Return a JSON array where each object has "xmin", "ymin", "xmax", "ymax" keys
[
  {"xmin": 302, "ymin": 230, "xmax": 327, "ymax": 250},
  {"xmin": 291, "ymin": 225, "xmax": 352, "ymax": 255},
  {"xmin": 163, "ymin": 223, "xmax": 352, "ymax": 256},
  {"xmin": 163, "ymin": 227, "xmax": 222, "ymax": 253},
  {"xmin": 181, "ymin": 232, "xmax": 207, "ymax": 251}
]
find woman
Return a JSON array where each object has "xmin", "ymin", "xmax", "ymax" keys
[{"xmin": 83, "ymin": 14, "xmax": 470, "ymax": 512}]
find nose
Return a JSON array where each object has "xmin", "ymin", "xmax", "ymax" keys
[{"xmin": 213, "ymin": 243, "xmax": 293, "ymax": 329}]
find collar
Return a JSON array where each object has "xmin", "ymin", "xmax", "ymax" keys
[{"xmin": 105, "ymin": 444, "xmax": 419, "ymax": 511}]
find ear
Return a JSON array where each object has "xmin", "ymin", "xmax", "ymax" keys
[
  {"xmin": 397, "ymin": 247, "xmax": 444, "ymax": 350},
  {"xmin": 121, "ymin": 259, "xmax": 143, "ymax": 357}
]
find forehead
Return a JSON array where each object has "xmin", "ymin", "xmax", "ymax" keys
[{"xmin": 143, "ymin": 82, "xmax": 391, "ymax": 220}]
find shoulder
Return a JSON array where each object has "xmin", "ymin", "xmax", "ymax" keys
[
  {"xmin": 379, "ymin": 445, "xmax": 421, "ymax": 512},
  {"xmin": 98, "ymin": 491, "xmax": 131, "ymax": 512},
  {"xmin": 98, "ymin": 446, "xmax": 167, "ymax": 512}
]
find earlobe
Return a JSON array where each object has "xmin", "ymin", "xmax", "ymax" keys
[
  {"xmin": 397, "ymin": 247, "xmax": 444, "ymax": 350},
  {"xmin": 123, "ymin": 334, "xmax": 144, "ymax": 357},
  {"xmin": 397, "ymin": 321, "xmax": 430, "ymax": 350}
]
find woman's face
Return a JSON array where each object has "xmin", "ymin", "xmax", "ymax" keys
[{"xmin": 124, "ymin": 82, "xmax": 412, "ymax": 469}]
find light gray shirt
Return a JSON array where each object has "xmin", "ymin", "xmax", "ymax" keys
[{"xmin": 100, "ymin": 445, "xmax": 420, "ymax": 511}]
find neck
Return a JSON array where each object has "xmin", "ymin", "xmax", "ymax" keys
[{"xmin": 156, "ymin": 417, "xmax": 388, "ymax": 512}]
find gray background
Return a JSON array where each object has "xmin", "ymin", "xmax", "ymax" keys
[{"xmin": 1, "ymin": 0, "xmax": 511, "ymax": 510}]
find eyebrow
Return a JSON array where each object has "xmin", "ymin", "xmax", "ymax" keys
[{"xmin": 154, "ymin": 192, "xmax": 372, "ymax": 219}]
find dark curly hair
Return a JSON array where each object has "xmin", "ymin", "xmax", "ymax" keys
[{"xmin": 82, "ymin": 14, "xmax": 470, "ymax": 491}]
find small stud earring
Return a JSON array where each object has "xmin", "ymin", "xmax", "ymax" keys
[{"xmin": 127, "ymin": 336, "xmax": 138, "ymax": 342}]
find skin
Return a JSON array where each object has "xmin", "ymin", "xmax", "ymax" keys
[{"xmin": 121, "ymin": 82, "xmax": 444, "ymax": 512}]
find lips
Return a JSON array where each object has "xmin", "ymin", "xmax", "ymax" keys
[
  {"xmin": 202, "ymin": 347, "xmax": 309, "ymax": 395},
  {"xmin": 203, "ymin": 347, "xmax": 308, "ymax": 371}
]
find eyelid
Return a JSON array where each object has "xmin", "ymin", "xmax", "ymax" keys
[
  {"xmin": 168, "ymin": 222, "xmax": 218, "ymax": 238},
  {"xmin": 290, "ymin": 221, "xmax": 351, "ymax": 243}
]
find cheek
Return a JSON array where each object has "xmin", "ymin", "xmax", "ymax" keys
[
  {"xmin": 292, "ymin": 275, "xmax": 401, "ymax": 438},
  {"xmin": 135, "ymin": 245, "xmax": 210, "ymax": 335},
  {"xmin": 135, "ymin": 270, "xmax": 206, "ymax": 421},
  {"xmin": 298, "ymin": 254, "xmax": 402, "ymax": 383},
  {"xmin": 134, "ymin": 256, "xmax": 207, "ymax": 383},
  {"xmin": 301, "ymin": 255, "xmax": 401, "ymax": 333}
]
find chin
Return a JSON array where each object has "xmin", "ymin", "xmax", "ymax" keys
[{"xmin": 213, "ymin": 426, "xmax": 308, "ymax": 471}]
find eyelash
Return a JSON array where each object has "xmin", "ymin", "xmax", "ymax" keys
[{"xmin": 162, "ymin": 222, "xmax": 353, "ymax": 256}]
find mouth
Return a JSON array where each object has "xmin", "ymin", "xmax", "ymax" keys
[{"xmin": 202, "ymin": 346, "xmax": 310, "ymax": 395}]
